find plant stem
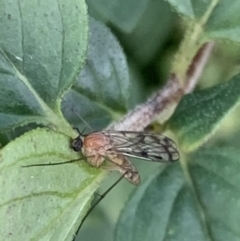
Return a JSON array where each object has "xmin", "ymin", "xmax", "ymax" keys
[{"xmin": 109, "ymin": 42, "xmax": 214, "ymax": 131}]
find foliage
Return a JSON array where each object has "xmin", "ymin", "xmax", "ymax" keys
[{"xmin": 1, "ymin": 0, "xmax": 240, "ymax": 241}]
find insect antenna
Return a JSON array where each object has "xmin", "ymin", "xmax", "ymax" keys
[
  {"xmin": 22, "ymin": 158, "xmax": 85, "ymax": 168},
  {"xmin": 73, "ymin": 127, "xmax": 86, "ymax": 136},
  {"xmin": 72, "ymin": 108, "xmax": 93, "ymax": 132},
  {"xmin": 73, "ymin": 171, "xmax": 127, "ymax": 241}
]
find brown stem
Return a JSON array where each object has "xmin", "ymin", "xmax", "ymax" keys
[
  {"xmin": 109, "ymin": 41, "xmax": 214, "ymax": 131},
  {"xmin": 108, "ymin": 74, "xmax": 183, "ymax": 131},
  {"xmin": 185, "ymin": 41, "xmax": 215, "ymax": 93}
]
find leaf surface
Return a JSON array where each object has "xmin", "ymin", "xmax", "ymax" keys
[
  {"xmin": 0, "ymin": 0, "xmax": 88, "ymax": 131},
  {"xmin": 115, "ymin": 146, "xmax": 240, "ymax": 241},
  {"xmin": 0, "ymin": 128, "xmax": 104, "ymax": 241},
  {"xmin": 166, "ymin": 0, "xmax": 240, "ymax": 43},
  {"xmin": 86, "ymin": 0, "xmax": 150, "ymax": 32},
  {"xmin": 168, "ymin": 74, "xmax": 240, "ymax": 151},
  {"xmin": 62, "ymin": 18, "xmax": 130, "ymax": 130}
]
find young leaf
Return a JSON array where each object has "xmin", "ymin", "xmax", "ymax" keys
[
  {"xmin": 0, "ymin": 0, "xmax": 88, "ymax": 132},
  {"xmin": 62, "ymin": 18, "xmax": 130, "ymax": 130},
  {"xmin": 0, "ymin": 128, "xmax": 105, "ymax": 241},
  {"xmin": 168, "ymin": 74, "xmax": 240, "ymax": 152},
  {"xmin": 165, "ymin": 0, "xmax": 240, "ymax": 43},
  {"xmin": 115, "ymin": 146, "xmax": 240, "ymax": 241}
]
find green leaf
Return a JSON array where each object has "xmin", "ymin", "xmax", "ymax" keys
[
  {"xmin": 165, "ymin": 0, "xmax": 212, "ymax": 19},
  {"xmin": 62, "ymin": 18, "xmax": 130, "ymax": 130},
  {"xmin": 0, "ymin": 128, "xmax": 106, "ymax": 241},
  {"xmin": 86, "ymin": 0, "xmax": 149, "ymax": 32},
  {"xmin": 120, "ymin": 0, "xmax": 175, "ymax": 66},
  {"xmin": 205, "ymin": 1, "xmax": 240, "ymax": 42},
  {"xmin": 168, "ymin": 74, "xmax": 240, "ymax": 152},
  {"xmin": 165, "ymin": 0, "xmax": 240, "ymax": 43},
  {"xmin": 0, "ymin": 0, "xmax": 88, "ymax": 132},
  {"xmin": 115, "ymin": 146, "xmax": 240, "ymax": 241}
]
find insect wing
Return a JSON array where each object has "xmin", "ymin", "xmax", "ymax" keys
[{"xmin": 101, "ymin": 131, "xmax": 179, "ymax": 162}]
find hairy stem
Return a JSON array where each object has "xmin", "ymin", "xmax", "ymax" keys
[{"xmin": 109, "ymin": 41, "xmax": 214, "ymax": 131}]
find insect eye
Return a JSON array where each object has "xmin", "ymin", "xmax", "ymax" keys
[
  {"xmin": 141, "ymin": 150, "xmax": 148, "ymax": 158},
  {"xmin": 71, "ymin": 137, "xmax": 83, "ymax": 152}
]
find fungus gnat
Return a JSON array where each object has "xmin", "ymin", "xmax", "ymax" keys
[{"xmin": 71, "ymin": 129, "xmax": 179, "ymax": 184}]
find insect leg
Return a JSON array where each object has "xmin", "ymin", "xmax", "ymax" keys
[
  {"xmin": 22, "ymin": 158, "xmax": 84, "ymax": 167},
  {"xmin": 22, "ymin": 155, "xmax": 95, "ymax": 168},
  {"xmin": 73, "ymin": 172, "xmax": 127, "ymax": 241}
]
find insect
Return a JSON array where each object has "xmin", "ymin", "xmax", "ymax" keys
[
  {"xmin": 23, "ymin": 129, "xmax": 179, "ymax": 240},
  {"xmin": 24, "ymin": 129, "xmax": 179, "ymax": 186},
  {"xmin": 71, "ymin": 129, "xmax": 180, "ymax": 185}
]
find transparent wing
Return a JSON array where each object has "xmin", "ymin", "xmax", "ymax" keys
[{"xmin": 101, "ymin": 131, "xmax": 179, "ymax": 162}]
